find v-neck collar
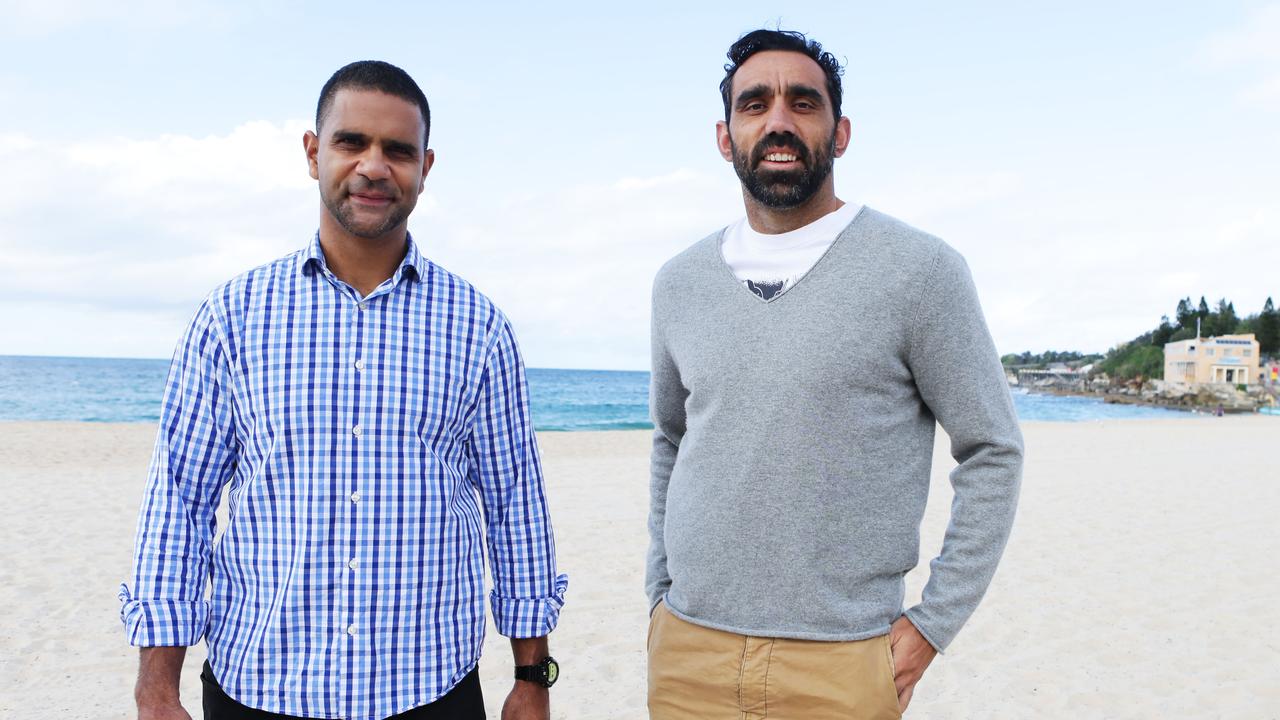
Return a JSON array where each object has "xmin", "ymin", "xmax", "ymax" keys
[{"xmin": 713, "ymin": 204, "xmax": 869, "ymax": 305}]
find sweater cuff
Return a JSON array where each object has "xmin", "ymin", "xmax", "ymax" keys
[
  {"xmin": 490, "ymin": 574, "xmax": 568, "ymax": 639},
  {"xmin": 903, "ymin": 604, "xmax": 951, "ymax": 654},
  {"xmin": 119, "ymin": 584, "xmax": 210, "ymax": 647}
]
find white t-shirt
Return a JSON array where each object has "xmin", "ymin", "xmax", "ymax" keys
[{"xmin": 721, "ymin": 203, "xmax": 863, "ymax": 301}]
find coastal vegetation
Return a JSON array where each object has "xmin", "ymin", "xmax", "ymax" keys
[
  {"xmin": 1099, "ymin": 296, "xmax": 1277, "ymax": 381},
  {"xmin": 1000, "ymin": 350, "xmax": 1101, "ymax": 368},
  {"xmin": 1004, "ymin": 296, "xmax": 1278, "ymax": 382}
]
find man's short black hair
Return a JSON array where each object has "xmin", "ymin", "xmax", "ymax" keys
[
  {"xmin": 316, "ymin": 60, "xmax": 432, "ymax": 147},
  {"xmin": 719, "ymin": 29, "xmax": 844, "ymax": 122}
]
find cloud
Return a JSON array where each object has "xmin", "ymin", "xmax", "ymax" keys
[
  {"xmin": 1199, "ymin": 4, "xmax": 1280, "ymax": 110},
  {"xmin": 0, "ymin": 120, "xmax": 741, "ymax": 367},
  {"xmin": 862, "ymin": 171, "xmax": 1023, "ymax": 222},
  {"xmin": 852, "ymin": 161, "xmax": 1280, "ymax": 356},
  {"xmin": 1, "ymin": 113, "xmax": 1275, "ymax": 367},
  {"xmin": 412, "ymin": 169, "xmax": 742, "ymax": 369},
  {"xmin": 0, "ymin": 119, "xmax": 317, "ymax": 316},
  {"xmin": 1200, "ymin": 4, "xmax": 1280, "ymax": 65}
]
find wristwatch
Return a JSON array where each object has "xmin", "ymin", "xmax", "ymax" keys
[{"xmin": 514, "ymin": 656, "xmax": 559, "ymax": 688}]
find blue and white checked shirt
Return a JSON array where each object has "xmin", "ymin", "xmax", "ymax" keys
[{"xmin": 120, "ymin": 234, "xmax": 567, "ymax": 720}]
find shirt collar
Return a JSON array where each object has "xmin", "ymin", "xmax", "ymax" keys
[{"xmin": 299, "ymin": 232, "xmax": 427, "ymax": 285}]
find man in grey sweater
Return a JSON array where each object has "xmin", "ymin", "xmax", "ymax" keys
[{"xmin": 646, "ymin": 29, "xmax": 1024, "ymax": 719}]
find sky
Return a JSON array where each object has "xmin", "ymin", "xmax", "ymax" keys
[{"xmin": 0, "ymin": 1, "xmax": 1277, "ymax": 370}]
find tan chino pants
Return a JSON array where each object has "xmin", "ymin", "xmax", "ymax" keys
[{"xmin": 647, "ymin": 601, "xmax": 902, "ymax": 719}]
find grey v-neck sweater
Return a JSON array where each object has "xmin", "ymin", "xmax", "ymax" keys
[{"xmin": 646, "ymin": 207, "xmax": 1023, "ymax": 651}]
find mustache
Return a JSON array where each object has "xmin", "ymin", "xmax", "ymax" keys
[
  {"xmin": 346, "ymin": 178, "xmax": 397, "ymax": 197},
  {"xmin": 750, "ymin": 133, "xmax": 811, "ymax": 167}
]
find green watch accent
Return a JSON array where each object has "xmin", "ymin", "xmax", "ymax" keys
[{"xmin": 514, "ymin": 655, "xmax": 559, "ymax": 688}]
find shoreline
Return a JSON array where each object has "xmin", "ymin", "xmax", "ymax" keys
[{"xmin": 1016, "ymin": 385, "xmax": 1275, "ymax": 415}]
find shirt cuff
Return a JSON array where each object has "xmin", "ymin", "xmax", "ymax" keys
[
  {"xmin": 490, "ymin": 573, "xmax": 569, "ymax": 639},
  {"xmin": 119, "ymin": 583, "xmax": 210, "ymax": 647}
]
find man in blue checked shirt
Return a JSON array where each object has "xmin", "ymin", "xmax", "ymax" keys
[{"xmin": 120, "ymin": 60, "xmax": 567, "ymax": 720}]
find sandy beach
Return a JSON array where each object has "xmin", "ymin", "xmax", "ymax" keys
[{"xmin": 1, "ymin": 416, "xmax": 1277, "ymax": 719}]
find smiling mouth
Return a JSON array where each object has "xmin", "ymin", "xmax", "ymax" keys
[{"xmin": 762, "ymin": 152, "xmax": 799, "ymax": 163}]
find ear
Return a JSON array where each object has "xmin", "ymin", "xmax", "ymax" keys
[
  {"xmin": 833, "ymin": 116, "xmax": 852, "ymax": 158},
  {"xmin": 303, "ymin": 130, "xmax": 320, "ymax": 180},
  {"xmin": 418, "ymin": 148, "xmax": 436, "ymax": 194},
  {"xmin": 716, "ymin": 120, "xmax": 734, "ymax": 163}
]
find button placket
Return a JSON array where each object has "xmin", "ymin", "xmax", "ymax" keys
[
  {"xmin": 346, "ymin": 294, "xmax": 373, "ymax": 658},
  {"xmin": 339, "ymin": 293, "xmax": 367, "ymax": 656}
]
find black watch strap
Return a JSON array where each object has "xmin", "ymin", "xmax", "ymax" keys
[{"xmin": 514, "ymin": 656, "xmax": 559, "ymax": 688}]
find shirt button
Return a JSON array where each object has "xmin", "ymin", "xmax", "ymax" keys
[
  {"xmin": 346, "ymin": 624, "xmax": 356, "ymax": 636},
  {"xmin": 352, "ymin": 424, "xmax": 362, "ymax": 436},
  {"xmin": 354, "ymin": 359, "xmax": 365, "ymax": 371},
  {"xmin": 359, "ymin": 302, "xmax": 367, "ymax": 311},
  {"xmin": 350, "ymin": 491, "xmax": 361, "ymax": 502},
  {"xmin": 349, "ymin": 558, "xmax": 359, "ymax": 570}
]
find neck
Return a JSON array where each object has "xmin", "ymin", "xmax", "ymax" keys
[
  {"xmin": 317, "ymin": 214, "xmax": 409, "ymax": 297},
  {"xmin": 742, "ymin": 183, "xmax": 844, "ymax": 235}
]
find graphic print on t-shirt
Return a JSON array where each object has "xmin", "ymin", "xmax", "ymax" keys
[{"xmin": 745, "ymin": 278, "xmax": 789, "ymax": 301}]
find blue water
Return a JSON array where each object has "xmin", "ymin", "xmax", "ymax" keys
[
  {"xmin": 0, "ymin": 355, "xmax": 651, "ymax": 430},
  {"xmin": 1008, "ymin": 388, "xmax": 1191, "ymax": 422},
  {"xmin": 0, "ymin": 355, "xmax": 1196, "ymax": 429}
]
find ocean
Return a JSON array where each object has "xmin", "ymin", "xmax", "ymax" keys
[{"xmin": 0, "ymin": 355, "xmax": 1193, "ymax": 429}]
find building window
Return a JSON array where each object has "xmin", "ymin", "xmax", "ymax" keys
[
  {"xmin": 1206, "ymin": 348, "xmax": 1214, "ymax": 356},
  {"xmin": 1244, "ymin": 349, "xmax": 1253, "ymax": 357}
]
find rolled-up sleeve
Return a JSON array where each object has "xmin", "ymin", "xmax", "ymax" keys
[
  {"xmin": 120, "ymin": 298, "xmax": 238, "ymax": 647},
  {"xmin": 467, "ymin": 313, "xmax": 567, "ymax": 638}
]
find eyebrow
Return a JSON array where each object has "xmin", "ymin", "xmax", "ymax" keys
[
  {"xmin": 331, "ymin": 130, "xmax": 369, "ymax": 144},
  {"xmin": 734, "ymin": 84, "xmax": 772, "ymax": 108},
  {"xmin": 734, "ymin": 83, "xmax": 827, "ymax": 108},
  {"xmin": 788, "ymin": 84, "xmax": 826, "ymax": 105}
]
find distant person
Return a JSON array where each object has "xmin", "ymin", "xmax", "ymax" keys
[
  {"xmin": 646, "ymin": 30, "xmax": 1024, "ymax": 718},
  {"xmin": 121, "ymin": 61, "xmax": 566, "ymax": 720}
]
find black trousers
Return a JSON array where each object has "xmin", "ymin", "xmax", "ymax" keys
[{"xmin": 201, "ymin": 662, "xmax": 485, "ymax": 720}]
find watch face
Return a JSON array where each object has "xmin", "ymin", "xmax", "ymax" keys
[{"xmin": 544, "ymin": 658, "xmax": 559, "ymax": 687}]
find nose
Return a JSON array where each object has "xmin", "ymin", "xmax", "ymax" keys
[
  {"xmin": 355, "ymin": 147, "xmax": 392, "ymax": 181},
  {"xmin": 761, "ymin": 102, "xmax": 799, "ymax": 137}
]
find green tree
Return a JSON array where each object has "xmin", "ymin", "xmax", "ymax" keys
[
  {"xmin": 1259, "ymin": 297, "xmax": 1279, "ymax": 356},
  {"xmin": 1198, "ymin": 296, "xmax": 1210, "ymax": 326},
  {"xmin": 1152, "ymin": 316, "xmax": 1175, "ymax": 346},
  {"xmin": 1100, "ymin": 343, "xmax": 1164, "ymax": 381},
  {"xmin": 1211, "ymin": 298, "xmax": 1238, "ymax": 335},
  {"xmin": 1175, "ymin": 297, "xmax": 1195, "ymax": 329}
]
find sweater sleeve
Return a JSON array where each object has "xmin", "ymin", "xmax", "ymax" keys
[
  {"xmin": 646, "ymin": 275, "xmax": 687, "ymax": 611},
  {"xmin": 902, "ymin": 246, "xmax": 1024, "ymax": 652}
]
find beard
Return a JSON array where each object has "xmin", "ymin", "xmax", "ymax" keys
[
  {"xmin": 322, "ymin": 180, "xmax": 410, "ymax": 240},
  {"xmin": 730, "ymin": 130, "xmax": 836, "ymax": 209}
]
